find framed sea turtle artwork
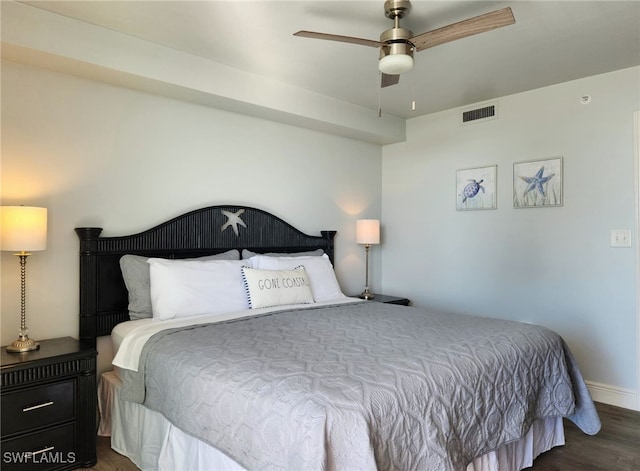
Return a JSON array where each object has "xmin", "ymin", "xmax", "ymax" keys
[
  {"xmin": 456, "ymin": 165, "xmax": 497, "ymax": 210},
  {"xmin": 513, "ymin": 157, "xmax": 563, "ymax": 208}
]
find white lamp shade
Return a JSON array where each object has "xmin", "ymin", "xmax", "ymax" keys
[
  {"xmin": 356, "ymin": 219, "xmax": 380, "ymax": 245},
  {"xmin": 1, "ymin": 206, "xmax": 48, "ymax": 252},
  {"xmin": 378, "ymin": 53, "xmax": 414, "ymax": 75}
]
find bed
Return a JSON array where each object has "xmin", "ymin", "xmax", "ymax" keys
[{"xmin": 77, "ymin": 205, "xmax": 601, "ymax": 471}]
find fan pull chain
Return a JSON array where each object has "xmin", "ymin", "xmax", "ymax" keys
[
  {"xmin": 411, "ymin": 51, "xmax": 416, "ymax": 112},
  {"xmin": 378, "ymin": 74, "xmax": 382, "ymax": 118}
]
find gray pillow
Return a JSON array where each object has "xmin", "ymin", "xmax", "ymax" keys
[
  {"xmin": 120, "ymin": 249, "xmax": 240, "ymax": 320},
  {"xmin": 241, "ymin": 248, "xmax": 324, "ymax": 259}
]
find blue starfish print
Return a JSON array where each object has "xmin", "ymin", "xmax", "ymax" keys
[
  {"xmin": 520, "ymin": 166, "xmax": 555, "ymax": 197},
  {"xmin": 221, "ymin": 209, "xmax": 246, "ymax": 236}
]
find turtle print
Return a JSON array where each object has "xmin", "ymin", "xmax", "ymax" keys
[{"xmin": 461, "ymin": 179, "xmax": 485, "ymax": 203}]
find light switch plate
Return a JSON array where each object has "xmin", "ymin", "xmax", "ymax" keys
[{"xmin": 610, "ymin": 229, "xmax": 632, "ymax": 247}]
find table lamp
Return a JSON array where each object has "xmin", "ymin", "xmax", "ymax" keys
[
  {"xmin": 1, "ymin": 206, "xmax": 47, "ymax": 352},
  {"xmin": 356, "ymin": 219, "xmax": 380, "ymax": 300}
]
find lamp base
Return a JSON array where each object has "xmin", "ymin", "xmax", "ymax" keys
[
  {"xmin": 359, "ymin": 289, "xmax": 375, "ymax": 300},
  {"xmin": 6, "ymin": 336, "xmax": 40, "ymax": 353}
]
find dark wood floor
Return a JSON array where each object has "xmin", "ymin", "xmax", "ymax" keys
[
  {"xmin": 531, "ymin": 402, "xmax": 640, "ymax": 471},
  {"xmin": 84, "ymin": 402, "xmax": 639, "ymax": 471}
]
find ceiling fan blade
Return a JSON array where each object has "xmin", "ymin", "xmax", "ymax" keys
[
  {"xmin": 294, "ymin": 31, "xmax": 381, "ymax": 48},
  {"xmin": 411, "ymin": 7, "xmax": 515, "ymax": 52},
  {"xmin": 381, "ymin": 73, "xmax": 400, "ymax": 88}
]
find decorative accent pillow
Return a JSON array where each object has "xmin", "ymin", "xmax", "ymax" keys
[
  {"xmin": 250, "ymin": 253, "xmax": 345, "ymax": 302},
  {"xmin": 241, "ymin": 267, "xmax": 314, "ymax": 309},
  {"xmin": 120, "ymin": 250, "xmax": 240, "ymax": 320},
  {"xmin": 241, "ymin": 248, "xmax": 324, "ymax": 259},
  {"xmin": 148, "ymin": 258, "xmax": 248, "ymax": 321}
]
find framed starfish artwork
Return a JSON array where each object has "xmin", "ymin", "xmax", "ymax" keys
[
  {"xmin": 456, "ymin": 165, "xmax": 497, "ymax": 211},
  {"xmin": 513, "ymin": 157, "xmax": 563, "ymax": 208}
]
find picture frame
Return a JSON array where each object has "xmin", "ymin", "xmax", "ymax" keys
[
  {"xmin": 513, "ymin": 157, "xmax": 563, "ymax": 208},
  {"xmin": 456, "ymin": 165, "xmax": 497, "ymax": 211}
]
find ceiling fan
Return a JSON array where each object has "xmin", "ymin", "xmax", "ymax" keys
[{"xmin": 294, "ymin": 0, "xmax": 515, "ymax": 88}]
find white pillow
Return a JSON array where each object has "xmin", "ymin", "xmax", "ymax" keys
[
  {"xmin": 250, "ymin": 254, "xmax": 345, "ymax": 302},
  {"xmin": 148, "ymin": 258, "xmax": 249, "ymax": 320},
  {"xmin": 120, "ymin": 250, "xmax": 240, "ymax": 320},
  {"xmin": 241, "ymin": 267, "xmax": 314, "ymax": 309}
]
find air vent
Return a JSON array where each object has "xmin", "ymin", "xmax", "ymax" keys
[{"xmin": 461, "ymin": 102, "xmax": 498, "ymax": 125}]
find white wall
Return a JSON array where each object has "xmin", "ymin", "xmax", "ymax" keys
[
  {"xmin": 382, "ymin": 67, "xmax": 640, "ymax": 409},
  {"xmin": 1, "ymin": 61, "xmax": 383, "ymax": 372}
]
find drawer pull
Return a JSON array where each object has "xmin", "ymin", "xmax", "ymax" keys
[
  {"xmin": 31, "ymin": 446, "xmax": 55, "ymax": 456},
  {"xmin": 22, "ymin": 401, "xmax": 54, "ymax": 412}
]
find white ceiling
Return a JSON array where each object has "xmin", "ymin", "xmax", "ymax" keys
[{"xmin": 10, "ymin": 1, "xmax": 640, "ymax": 120}]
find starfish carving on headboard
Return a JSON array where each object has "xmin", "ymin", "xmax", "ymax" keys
[{"xmin": 221, "ymin": 209, "xmax": 247, "ymax": 236}]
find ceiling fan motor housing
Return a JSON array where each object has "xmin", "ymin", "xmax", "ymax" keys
[{"xmin": 380, "ymin": 40, "xmax": 414, "ymax": 58}]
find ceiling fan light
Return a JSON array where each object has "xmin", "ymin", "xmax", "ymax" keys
[{"xmin": 379, "ymin": 53, "xmax": 414, "ymax": 75}]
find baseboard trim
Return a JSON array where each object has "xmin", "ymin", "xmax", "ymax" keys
[{"xmin": 586, "ymin": 380, "xmax": 638, "ymax": 410}]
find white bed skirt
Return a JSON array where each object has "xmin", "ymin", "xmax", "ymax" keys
[{"xmin": 99, "ymin": 371, "xmax": 565, "ymax": 471}]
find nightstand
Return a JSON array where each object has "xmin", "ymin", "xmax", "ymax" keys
[
  {"xmin": 1, "ymin": 337, "xmax": 97, "ymax": 470},
  {"xmin": 364, "ymin": 294, "xmax": 411, "ymax": 306}
]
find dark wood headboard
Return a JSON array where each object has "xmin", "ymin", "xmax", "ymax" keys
[{"xmin": 76, "ymin": 205, "xmax": 336, "ymax": 346}]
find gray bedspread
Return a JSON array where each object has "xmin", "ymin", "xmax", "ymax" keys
[{"xmin": 121, "ymin": 301, "xmax": 600, "ymax": 471}]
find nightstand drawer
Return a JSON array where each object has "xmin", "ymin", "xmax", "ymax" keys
[
  {"xmin": 1, "ymin": 423, "xmax": 76, "ymax": 471},
  {"xmin": 1, "ymin": 380, "xmax": 75, "ymax": 436}
]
